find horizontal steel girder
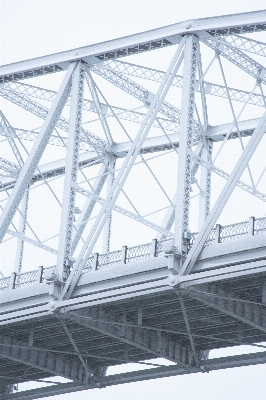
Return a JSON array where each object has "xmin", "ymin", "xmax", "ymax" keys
[
  {"xmin": 0, "ymin": 10, "xmax": 265, "ymax": 84},
  {"xmin": 0, "ymin": 117, "xmax": 261, "ymax": 190}
]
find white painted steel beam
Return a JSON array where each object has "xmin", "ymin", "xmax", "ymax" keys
[
  {"xmin": 204, "ymin": 38, "xmax": 266, "ymax": 83},
  {"xmin": 59, "ymin": 37, "xmax": 187, "ymax": 301},
  {"xmin": 192, "ymin": 152, "xmax": 266, "ymax": 202},
  {"xmin": 179, "ymin": 111, "xmax": 266, "ymax": 276},
  {"xmin": 0, "ymin": 87, "xmax": 105, "ymax": 154},
  {"xmin": 101, "ymin": 155, "xmax": 116, "ymax": 254},
  {"xmin": 0, "ymin": 157, "xmax": 19, "ymax": 178},
  {"xmin": 6, "ymin": 228, "xmax": 57, "ymax": 254},
  {"xmin": 174, "ymin": 35, "xmax": 198, "ymax": 256},
  {"xmin": 0, "ymin": 10, "xmax": 265, "ymax": 84},
  {"xmin": 57, "ymin": 63, "xmax": 85, "ymax": 280},
  {"xmin": 198, "ymin": 140, "xmax": 213, "ymax": 230},
  {"xmin": 85, "ymin": 71, "xmax": 113, "ymax": 146},
  {"xmin": 14, "ymin": 188, "xmax": 29, "ymax": 274},
  {"xmin": 0, "ymin": 63, "xmax": 76, "ymax": 244},
  {"xmin": 75, "ymin": 185, "xmax": 172, "ymax": 237},
  {"xmin": 0, "ymin": 111, "xmax": 24, "ymax": 168},
  {"xmin": 225, "ymin": 34, "xmax": 266, "ymax": 57},
  {"xmin": 1, "ymin": 81, "xmax": 181, "ymax": 136},
  {"xmin": 102, "ymin": 59, "xmax": 266, "ymax": 108},
  {"xmin": 71, "ymin": 163, "xmax": 108, "ymax": 256},
  {"xmin": 92, "ymin": 66, "xmax": 183, "ymax": 123}
]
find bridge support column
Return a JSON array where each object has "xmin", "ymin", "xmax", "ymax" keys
[
  {"xmin": 174, "ymin": 34, "xmax": 198, "ymax": 257},
  {"xmin": 198, "ymin": 140, "xmax": 213, "ymax": 230},
  {"xmin": 57, "ymin": 62, "xmax": 85, "ymax": 281}
]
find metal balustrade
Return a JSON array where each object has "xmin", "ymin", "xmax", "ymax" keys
[
  {"xmin": 126, "ymin": 242, "xmax": 151, "ymax": 263},
  {"xmin": 1, "ymin": 216, "xmax": 265, "ymax": 290},
  {"xmin": 0, "ymin": 276, "xmax": 11, "ymax": 291},
  {"xmin": 255, "ymin": 217, "xmax": 266, "ymax": 235}
]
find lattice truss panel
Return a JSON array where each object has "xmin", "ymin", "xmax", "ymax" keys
[{"xmin": 0, "ymin": 10, "xmax": 266, "ymax": 398}]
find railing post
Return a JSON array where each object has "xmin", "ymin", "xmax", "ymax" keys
[
  {"xmin": 150, "ymin": 239, "xmax": 157, "ymax": 257},
  {"xmin": 215, "ymin": 224, "xmax": 221, "ymax": 243},
  {"xmin": 121, "ymin": 246, "xmax": 127, "ymax": 264},
  {"xmin": 37, "ymin": 266, "xmax": 43, "ymax": 284},
  {"xmin": 9, "ymin": 272, "xmax": 16, "ymax": 289},
  {"xmin": 248, "ymin": 216, "xmax": 255, "ymax": 236},
  {"xmin": 92, "ymin": 253, "xmax": 99, "ymax": 271}
]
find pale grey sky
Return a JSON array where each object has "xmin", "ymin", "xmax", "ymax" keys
[{"xmin": 1, "ymin": 1, "xmax": 266, "ymax": 399}]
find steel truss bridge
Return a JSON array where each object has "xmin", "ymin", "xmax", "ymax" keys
[{"xmin": 0, "ymin": 9, "xmax": 266, "ymax": 399}]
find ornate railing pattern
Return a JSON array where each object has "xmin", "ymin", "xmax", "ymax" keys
[
  {"xmin": 0, "ymin": 276, "xmax": 11, "ymax": 291},
  {"xmin": 126, "ymin": 243, "xmax": 151, "ymax": 263},
  {"xmin": 220, "ymin": 220, "xmax": 250, "ymax": 243},
  {"xmin": 0, "ymin": 216, "xmax": 265, "ymax": 290},
  {"xmin": 83, "ymin": 256, "xmax": 94, "ymax": 273},
  {"xmin": 202, "ymin": 228, "xmax": 216, "ymax": 246},
  {"xmin": 15, "ymin": 270, "xmax": 38, "ymax": 288},
  {"xmin": 255, "ymin": 217, "xmax": 266, "ymax": 235},
  {"xmin": 98, "ymin": 250, "xmax": 122, "ymax": 269}
]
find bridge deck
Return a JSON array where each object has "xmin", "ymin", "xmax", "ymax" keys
[{"xmin": 0, "ymin": 217, "xmax": 265, "ymax": 389}]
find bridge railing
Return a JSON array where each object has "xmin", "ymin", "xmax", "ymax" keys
[
  {"xmin": 189, "ymin": 216, "xmax": 266, "ymax": 247},
  {"xmin": 0, "ymin": 216, "xmax": 265, "ymax": 290}
]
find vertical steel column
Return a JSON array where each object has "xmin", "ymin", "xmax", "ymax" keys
[
  {"xmin": 180, "ymin": 110, "xmax": 266, "ymax": 276},
  {"xmin": 57, "ymin": 63, "xmax": 85, "ymax": 280},
  {"xmin": 60, "ymin": 37, "xmax": 186, "ymax": 301},
  {"xmin": 0, "ymin": 63, "xmax": 75, "ymax": 244},
  {"xmin": 102, "ymin": 154, "xmax": 116, "ymax": 253},
  {"xmin": 174, "ymin": 35, "xmax": 198, "ymax": 255},
  {"xmin": 198, "ymin": 140, "xmax": 213, "ymax": 230},
  {"xmin": 14, "ymin": 188, "xmax": 29, "ymax": 274}
]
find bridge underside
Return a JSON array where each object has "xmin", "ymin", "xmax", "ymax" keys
[{"xmin": 0, "ymin": 233, "xmax": 266, "ymax": 398}]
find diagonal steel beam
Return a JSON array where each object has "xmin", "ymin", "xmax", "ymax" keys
[
  {"xmin": 203, "ymin": 38, "xmax": 266, "ymax": 84},
  {"xmin": 179, "ymin": 111, "xmax": 266, "ymax": 276},
  {"xmin": 176, "ymin": 291, "xmax": 200, "ymax": 367},
  {"xmin": 71, "ymin": 163, "xmax": 108, "ymax": 256},
  {"xmin": 0, "ymin": 157, "xmax": 19, "ymax": 178},
  {"xmin": 0, "ymin": 63, "xmax": 76, "ymax": 244},
  {"xmin": 102, "ymin": 59, "xmax": 266, "ymax": 108},
  {"xmin": 192, "ymin": 152, "xmax": 266, "ymax": 202},
  {"xmin": 225, "ymin": 34, "xmax": 266, "ymax": 57},
  {"xmin": 0, "ymin": 87, "xmax": 106, "ymax": 154},
  {"xmin": 60, "ymin": 309, "xmax": 197, "ymax": 371},
  {"xmin": 59, "ymin": 319, "xmax": 92, "ymax": 381},
  {"xmin": 59, "ymin": 36, "xmax": 187, "ymax": 301},
  {"xmin": 86, "ymin": 71, "xmax": 114, "ymax": 146},
  {"xmin": 2, "ymin": 81, "xmax": 180, "ymax": 134},
  {"xmin": 7, "ymin": 228, "xmax": 57, "ymax": 255},
  {"xmin": 156, "ymin": 142, "xmax": 205, "ymax": 241},
  {"xmin": 76, "ymin": 184, "xmax": 172, "ymax": 237},
  {"xmin": 0, "ymin": 111, "xmax": 24, "ymax": 168}
]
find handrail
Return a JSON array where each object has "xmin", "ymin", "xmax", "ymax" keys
[{"xmin": 1, "ymin": 216, "xmax": 265, "ymax": 291}]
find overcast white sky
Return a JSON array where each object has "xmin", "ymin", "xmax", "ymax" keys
[{"xmin": 1, "ymin": 1, "xmax": 266, "ymax": 399}]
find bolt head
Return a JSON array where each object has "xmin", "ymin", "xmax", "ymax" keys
[
  {"xmin": 48, "ymin": 300, "xmax": 59, "ymax": 312},
  {"xmin": 168, "ymin": 276, "xmax": 179, "ymax": 287}
]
